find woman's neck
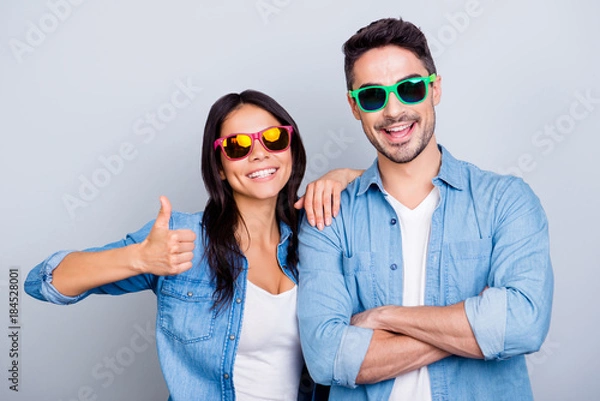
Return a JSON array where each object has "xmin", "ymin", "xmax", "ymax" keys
[{"xmin": 234, "ymin": 196, "xmax": 280, "ymax": 251}]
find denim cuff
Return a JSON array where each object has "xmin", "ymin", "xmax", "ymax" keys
[
  {"xmin": 333, "ymin": 325, "xmax": 373, "ymax": 388},
  {"xmin": 40, "ymin": 250, "xmax": 83, "ymax": 305},
  {"xmin": 464, "ymin": 287, "xmax": 507, "ymax": 360}
]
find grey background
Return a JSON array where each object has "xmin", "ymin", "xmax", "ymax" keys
[{"xmin": 1, "ymin": 0, "xmax": 598, "ymax": 400}]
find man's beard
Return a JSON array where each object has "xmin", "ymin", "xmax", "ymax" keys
[{"xmin": 367, "ymin": 109, "xmax": 436, "ymax": 164}]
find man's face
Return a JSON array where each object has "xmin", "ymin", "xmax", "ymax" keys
[{"xmin": 347, "ymin": 45, "xmax": 441, "ymax": 164}]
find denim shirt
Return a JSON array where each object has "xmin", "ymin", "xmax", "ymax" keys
[
  {"xmin": 297, "ymin": 145, "xmax": 554, "ymax": 401},
  {"xmin": 25, "ymin": 212, "xmax": 310, "ymax": 401}
]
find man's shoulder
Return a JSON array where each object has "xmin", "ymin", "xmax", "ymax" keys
[
  {"xmin": 340, "ymin": 160, "xmax": 381, "ymax": 200},
  {"xmin": 340, "ymin": 173, "xmax": 380, "ymax": 208},
  {"xmin": 447, "ymin": 150, "xmax": 527, "ymax": 195},
  {"xmin": 450, "ymin": 155, "xmax": 541, "ymax": 212},
  {"xmin": 462, "ymin": 159, "xmax": 515, "ymax": 183}
]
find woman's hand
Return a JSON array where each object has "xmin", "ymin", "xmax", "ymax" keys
[
  {"xmin": 136, "ymin": 196, "xmax": 197, "ymax": 275},
  {"xmin": 294, "ymin": 168, "xmax": 364, "ymax": 230},
  {"xmin": 50, "ymin": 196, "xmax": 196, "ymax": 297}
]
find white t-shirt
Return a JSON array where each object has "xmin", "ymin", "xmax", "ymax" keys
[
  {"xmin": 386, "ymin": 187, "xmax": 440, "ymax": 401},
  {"xmin": 233, "ymin": 280, "xmax": 303, "ymax": 401}
]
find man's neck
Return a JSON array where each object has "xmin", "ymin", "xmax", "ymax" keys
[{"xmin": 378, "ymin": 139, "xmax": 442, "ymax": 210}]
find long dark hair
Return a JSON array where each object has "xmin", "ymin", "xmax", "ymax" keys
[{"xmin": 201, "ymin": 90, "xmax": 306, "ymax": 311}]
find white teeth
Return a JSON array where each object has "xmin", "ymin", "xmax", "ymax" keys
[
  {"xmin": 248, "ymin": 168, "xmax": 276, "ymax": 179},
  {"xmin": 387, "ymin": 123, "xmax": 411, "ymax": 132}
]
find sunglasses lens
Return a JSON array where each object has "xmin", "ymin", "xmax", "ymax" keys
[
  {"xmin": 397, "ymin": 80, "xmax": 427, "ymax": 103},
  {"xmin": 219, "ymin": 127, "xmax": 291, "ymax": 160},
  {"xmin": 223, "ymin": 134, "xmax": 252, "ymax": 159},
  {"xmin": 261, "ymin": 127, "xmax": 289, "ymax": 151},
  {"xmin": 357, "ymin": 88, "xmax": 387, "ymax": 111}
]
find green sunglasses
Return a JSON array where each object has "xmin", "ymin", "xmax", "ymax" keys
[{"xmin": 349, "ymin": 73, "xmax": 437, "ymax": 112}]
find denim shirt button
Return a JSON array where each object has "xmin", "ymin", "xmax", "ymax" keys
[
  {"xmin": 390, "ymin": 218, "xmax": 397, "ymax": 225},
  {"xmin": 224, "ymin": 373, "xmax": 230, "ymax": 379},
  {"xmin": 235, "ymin": 298, "xmax": 242, "ymax": 304},
  {"xmin": 187, "ymin": 291, "xmax": 193, "ymax": 297},
  {"xmin": 229, "ymin": 335, "xmax": 235, "ymax": 341},
  {"xmin": 390, "ymin": 263, "xmax": 397, "ymax": 270}
]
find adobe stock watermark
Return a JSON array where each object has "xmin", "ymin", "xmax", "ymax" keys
[
  {"xmin": 6, "ymin": 267, "xmax": 21, "ymax": 393},
  {"xmin": 526, "ymin": 336, "xmax": 560, "ymax": 376},
  {"xmin": 8, "ymin": 0, "xmax": 87, "ymax": 64},
  {"xmin": 255, "ymin": 0, "xmax": 292, "ymax": 25},
  {"xmin": 57, "ymin": 320, "xmax": 156, "ymax": 401},
  {"xmin": 498, "ymin": 89, "xmax": 599, "ymax": 178},
  {"xmin": 62, "ymin": 77, "xmax": 202, "ymax": 219},
  {"xmin": 304, "ymin": 128, "xmax": 357, "ymax": 184},
  {"xmin": 424, "ymin": 0, "xmax": 495, "ymax": 59}
]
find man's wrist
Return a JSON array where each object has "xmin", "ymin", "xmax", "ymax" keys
[{"xmin": 379, "ymin": 305, "xmax": 401, "ymax": 332}]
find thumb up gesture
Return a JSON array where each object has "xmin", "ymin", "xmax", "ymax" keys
[{"xmin": 138, "ymin": 196, "xmax": 197, "ymax": 276}]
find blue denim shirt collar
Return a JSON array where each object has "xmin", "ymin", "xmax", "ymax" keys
[
  {"xmin": 278, "ymin": 220, "xmax": 293, "ymax": 244},
  {"xmin": 357, "ymin": 144, "xmax": 465, "ymax": 197}
]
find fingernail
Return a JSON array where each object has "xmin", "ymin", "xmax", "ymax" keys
[
  {"xmin": 309, "ymin": 219, "xmax": 315, "ymax": 226},
  {"xmin": 326, "ymin": 217, "xmax": 332, "ymax": 226}
]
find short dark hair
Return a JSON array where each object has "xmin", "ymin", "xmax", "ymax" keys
[
  {"xmin": 201, "ymin": 90, "xmax": 306, "ymax": 311},
  {"xmin": 343, "ymin": 17, "xmax": 437, "ymax": 90}
]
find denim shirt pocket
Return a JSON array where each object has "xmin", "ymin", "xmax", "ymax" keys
[
  {"xmin": 443, "ymin": 238, "xmax": 492, "ymax": 305},
  {"xmin": 342, "ymin": 251, "xmax": 377, "ymax": 312},
  {"xmin": 159, "ymin": 277, "xmax": 217, "ymax": 343}
]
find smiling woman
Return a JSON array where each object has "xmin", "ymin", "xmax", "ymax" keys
[
  {"xmin": 24, "ymin": 89, "xmax": 356, "ymax": 401},
  {"xmin": 218, "ymin": 106, "xmax": 295, "ymax": 207}
]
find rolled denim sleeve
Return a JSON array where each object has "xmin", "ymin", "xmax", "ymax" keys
[
  {"xmin": 297, "ymin": 215, "xmax": 373, "ymax": 388},
  {"xmin": 24, "ymin": 220, "xmax": 157, "ymax": 304},
  {"xmin": 464, "ymin": 178, "xmax": 554, "ymax": 360},
  {"xmin": 25, "ymin": 250, "xmax": 81, "ymax": 304}
]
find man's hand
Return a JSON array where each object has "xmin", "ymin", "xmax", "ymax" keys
[
  {"xmin": 294, "ymin": 168, "xmax": 363, "ymax": 230},
  {"xmin": 136, "ymin": 196, "xmax": 197, "ymax": 275}
]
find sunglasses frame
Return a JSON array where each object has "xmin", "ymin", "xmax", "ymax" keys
[
  {"xmin": 349, "ymin": 73, "xmax": 437, "ymax": 113},
  {"xmin": 213, "ymin": 125, "xmax": 294, "ymax": 161}
]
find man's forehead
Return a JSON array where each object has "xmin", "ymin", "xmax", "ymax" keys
[{"xmin": 353, "ymin": 45, "xmax": 428, "ymax": 84}]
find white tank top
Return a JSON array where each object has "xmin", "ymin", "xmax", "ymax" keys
[{"xmin": 233, "ymin": 280, "xmax": 303, "ymax": 401}]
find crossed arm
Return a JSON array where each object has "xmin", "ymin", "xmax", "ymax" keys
[{"xmin": 352, "ymin": 302, "xmax": 482, "ymax": 384}]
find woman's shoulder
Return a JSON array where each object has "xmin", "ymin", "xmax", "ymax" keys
[{"xmin": 170, "ymin": 210, "xmax": 204, "ymax": 232}]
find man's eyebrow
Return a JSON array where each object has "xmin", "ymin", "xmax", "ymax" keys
[{"xmin": 357, "ymin": 73, "xmax": 423, "ymax": 89}]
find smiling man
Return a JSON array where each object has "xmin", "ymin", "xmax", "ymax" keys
[{"xmin": 297, "ymin": 18, "xmax": 554, "ymax": 401}]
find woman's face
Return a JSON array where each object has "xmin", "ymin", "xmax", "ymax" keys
[{"xmin": 218, "ymin": 104, "xmax": 293, "ymax": 205}]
